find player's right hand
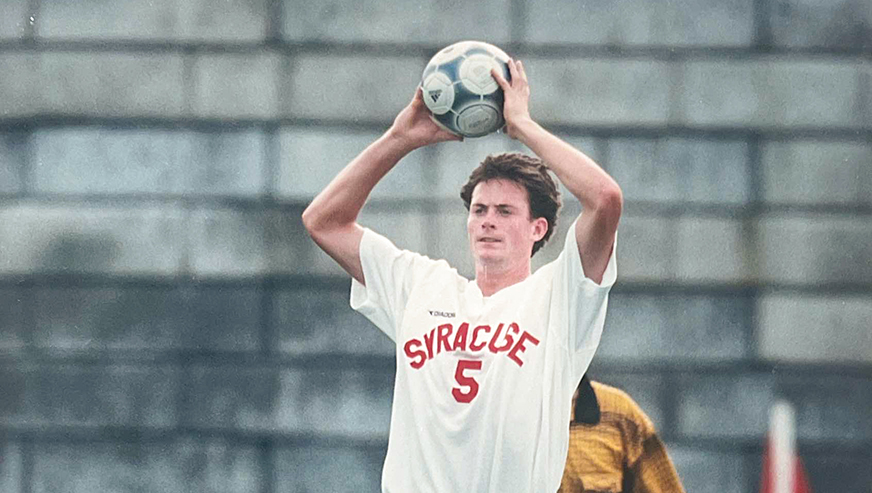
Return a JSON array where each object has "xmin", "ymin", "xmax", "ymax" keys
[{"xmin": 389, "ymin": 86, "xmax": 463, "ymax": 149}]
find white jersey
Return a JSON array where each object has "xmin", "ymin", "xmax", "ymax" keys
[{"xmin": 350, "ymin": 218, "xmax": 617, "ymax": 493}]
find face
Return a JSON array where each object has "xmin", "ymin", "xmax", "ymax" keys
[{"xmin": 466, "ymin": 179, "xmax": 547, "ymax": 270}]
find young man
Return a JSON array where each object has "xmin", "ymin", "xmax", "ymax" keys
[
  {"xmin": 559, "ymin": 376, "xmax": 686, "ymax": 493},
  {"xmin": 302, "ymin": 59, "xmax": 622, "ymax": 492}
]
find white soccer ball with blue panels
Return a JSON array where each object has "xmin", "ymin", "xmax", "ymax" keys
[{"xmin": 421, "ymin": 40, "xmax": 511, "ymax": 138}]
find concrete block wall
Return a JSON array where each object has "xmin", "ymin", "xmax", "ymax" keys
[{"xmin": 1, "ymin": 0, "xmax": 870, "ymax": 491}]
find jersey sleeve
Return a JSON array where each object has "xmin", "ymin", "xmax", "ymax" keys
[
  {"xmin": 549, "ymin": 216, "xmax": 618, "ymax": 380},
  {"xmin": 621, "ymin": 389, "xmax": 686, "ymax": 493},
  {"xmin": 349, "ymin": 227, "xmax": 437, "ymax": 342},
  {"xmin": 629, "ymin": 434, "xmax": 687, "ymax": 493}
]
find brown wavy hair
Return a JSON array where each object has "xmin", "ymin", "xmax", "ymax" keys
[{"xmin": 460, "ymin": 152, "xmax": 562, "ymax": 257}]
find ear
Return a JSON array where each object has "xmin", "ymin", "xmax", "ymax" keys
[{"xmin": 531, "ymin": 217, "xmax": 548, "ymax": 242}]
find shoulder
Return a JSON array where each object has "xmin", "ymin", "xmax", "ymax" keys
[{"xmin": 590, "ymin": 381, "xmax": 656, "ymax": 434}]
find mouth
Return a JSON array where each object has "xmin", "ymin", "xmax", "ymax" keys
[{"xmin": 477, "ymin": 237, "xmax": 501, "ymax": 243}]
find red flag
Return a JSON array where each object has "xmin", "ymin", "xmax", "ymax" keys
[
  {"xmin": 760, "ymin": 436, "xmax": 812, "ymax": 493},
  {"xmin": 760, "ymin": 401, "xmax": 812, "ymax": 493}
]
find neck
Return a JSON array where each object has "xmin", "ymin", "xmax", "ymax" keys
[{"xmin": 475, "ymin": 259, "xmax": 531, "ymax": 297}]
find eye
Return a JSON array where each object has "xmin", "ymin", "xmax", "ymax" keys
[{"xmin": 498, "ymin": 208, "xmax": 511, "ymax": 216}]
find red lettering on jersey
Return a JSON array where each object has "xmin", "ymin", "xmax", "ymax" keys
[
  {"xmin": 403, "ymin": 338, "xmax": 426, "ymax": 369},
  {"xmin": 507, "ymin": 331, "xmax": 541, "ymax": 367},
  {"xmin": 505, "ymin": 322, "xmax": 520, "ymax": 348},
  {"xmin": 451, "ymin": 359, "xmax": 482, "ymax": 403},
  {"xmin": 423, "ymin": 328, "xmax": 436, "ymax": 360},
  {"xmin": 489, "ymin": 322, "xmax": 519, "ymax": 353},
  {"xmin": 409, "ymin": 322, "xmax": 539, "ymax": 369},
  {"xmin": 470, "ymin": 325, "xmax": 491, "ymax": 352},
  {"xmin": 452, "ymin": 322, "xmax": 469, "ymax": 352},
  {"xmin": 437, "ymin": 323, "xmax": 453, "ymax": 354},
  {"xmin": 487, "ymin": 323, "xmax": 506, "ymax": 353}
]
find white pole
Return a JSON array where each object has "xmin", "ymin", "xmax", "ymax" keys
[{"xmin": 770, "ymin": 400, "xmax": 796, "ymax": 493}]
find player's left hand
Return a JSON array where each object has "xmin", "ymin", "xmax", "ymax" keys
[{"xmin": 491, "ymin": 59, "xmax": 534, "ymax": 140}]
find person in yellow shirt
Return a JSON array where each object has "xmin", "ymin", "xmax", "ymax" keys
[{"xmin": 559, "ymin": 375, "xmax": 686, "ymax": 493}]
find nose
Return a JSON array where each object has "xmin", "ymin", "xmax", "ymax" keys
[{"xmin": 481, "ymin": 214, "xmax": 496, "ymax": 229}]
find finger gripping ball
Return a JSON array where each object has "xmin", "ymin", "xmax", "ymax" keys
[{"xmin": 421, "ymin": 40, "xmax": 511, "ymax": 138}]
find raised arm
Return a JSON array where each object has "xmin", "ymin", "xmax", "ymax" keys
[
  {"xmin": 301, "ymin": 87, "xmax": 461, "ymax": 284},
  {"xmin": 492, "ymin": 61, "xmax": 622, "ymax": 284}
]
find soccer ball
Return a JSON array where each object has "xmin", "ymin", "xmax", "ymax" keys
[{"xmin": 421, "ymin": 40, "xmax": 511, "ymax": 138}]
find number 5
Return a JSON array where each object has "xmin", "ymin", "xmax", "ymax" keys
[{"xmin": 452, "ymin": 359, "xmax": 482, "ymax": 403}]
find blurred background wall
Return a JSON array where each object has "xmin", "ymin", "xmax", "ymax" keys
[{"xmin": 0, "ymin": 0, "xmax": 870, "ymax": 492}]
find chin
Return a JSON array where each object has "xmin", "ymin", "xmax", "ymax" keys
[{"xmin": 474, "ymin": 252, "xmax": 504, "ymax": 268}]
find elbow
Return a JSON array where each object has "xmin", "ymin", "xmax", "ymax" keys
[
  {"xmin": 597, "ymin": 182, "xmax": 623, "ymax": 216},
  {"xmin": 592, "ymin": 182, "xmax": 623, "ymax": 228},
  {"xmin": 301, "ymin": 203, "xmax": 353, "ymax": 244},
  {"xmin": 302, "ymin": 206, "xmax": 331, "ymax": 248},
  {"xmin": 301, "ymin": 204, "xmax": 323, "ymax": 239}
]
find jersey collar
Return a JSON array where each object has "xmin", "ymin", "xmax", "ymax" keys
[{"xmin": 573, "ymin": 374, "xmax": 601, "ymax": 425}]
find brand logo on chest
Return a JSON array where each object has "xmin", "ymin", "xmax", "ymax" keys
[{"xmin": 428, "ymin": 310, "xmax": 455, "ymax": 318}]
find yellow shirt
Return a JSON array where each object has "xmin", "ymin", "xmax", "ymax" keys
[{"xmin": 558, "ymin": 380, "xmax": 686, "ymax": 493}]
